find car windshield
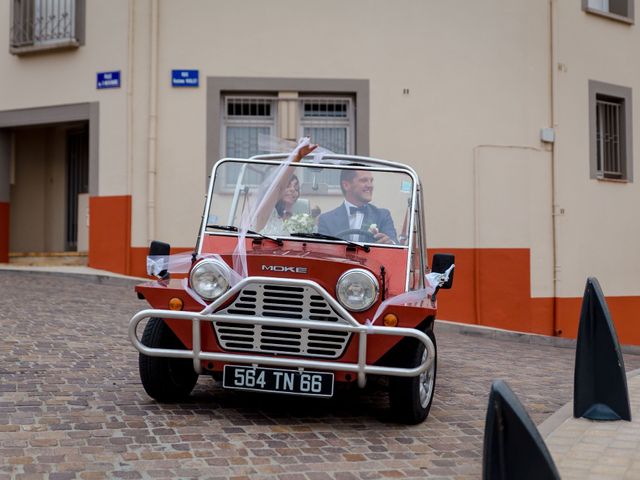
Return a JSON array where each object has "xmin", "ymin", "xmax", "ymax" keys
[{"xmin": 206, "ymin": 159, "xmax": 415, "ymax": 246}]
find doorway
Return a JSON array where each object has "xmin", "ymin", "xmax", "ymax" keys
[{"xmin": 66, "ymin": 126, "xmax": 89, "ymax": 251}]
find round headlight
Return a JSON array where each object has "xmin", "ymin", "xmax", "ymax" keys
[
  {"xmin": 336, "ymin": 269, "xmax": 379, "ymax": 312},
  {"xmin": 189, "ymin": 259, "xmax": 231, "ymax": 301}
]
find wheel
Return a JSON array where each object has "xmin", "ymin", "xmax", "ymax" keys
[
  {"xmin": 389, "ymin": 329, "xmax": 437, "ymax": 424},
  {"xmin": 336, "ymin": 228, "xmax": 376, "ymax": 242},
  {"xmin": 139, "ymin": 318, "xmax": 198, "ymax": 402}
]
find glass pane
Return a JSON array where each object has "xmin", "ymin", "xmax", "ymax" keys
[
  {"xmin": 209, "ymin": 160, "xmax": 414, "ymax": 246},
  {"xmin": 588, "ymin": 0, "xmax": 609, "ymax": 11},
  {"xmin": 302, "ymin": 127, "xmax": 347, "ymax": 187},
  {"xmin": 225, "ymin": 127, "xmax": 271, "ymax": 184},
  {"xmin": 34, "ymin": 0, "xmax": 75, "ymax": 43},
  {"xmin": 303, "ymin": 127, "xmax": 347, "ymax": 154}
]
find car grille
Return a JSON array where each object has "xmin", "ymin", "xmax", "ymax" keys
[{"xmin": 213, "ymin": 283, "xmax": 352, "ymax": 358}]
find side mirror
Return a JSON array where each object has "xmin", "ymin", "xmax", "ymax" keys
[
  {"xmin": 147, "ymin": 240, "xmax": 171, "ymax": 279},
  {"xmin": 431, "ymin": 253, "xmax": 455, "ymax": 290}
]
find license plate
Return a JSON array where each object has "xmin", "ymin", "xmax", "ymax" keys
[{"xmin": 223, "ymin": 365, "xmax": 334, "ymax": 397}]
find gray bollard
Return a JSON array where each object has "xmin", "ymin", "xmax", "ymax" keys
[
  {"xmin": 483, "ymin": 380, "xmax": 560, "ymax": 480},
  {"xmin": 574, "ymin": 277, "xmax": 631, "ymax": 421}
]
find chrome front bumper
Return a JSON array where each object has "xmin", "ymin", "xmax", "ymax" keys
[{"xmin": 129, "ymin": 276, "xmax": 435, "ymax": 388}]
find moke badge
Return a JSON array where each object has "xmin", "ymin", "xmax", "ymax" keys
[{"xmin": 262, "ymin": 265, "xmax": 308, "ymax": 274}]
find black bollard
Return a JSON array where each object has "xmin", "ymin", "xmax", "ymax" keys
[
  {"xmin": 483, "ymin": 380, "xmax": 560, "ymax": 480},
  {"xmin": 574, "ymin": 277, "xmax": 631, "ymax": 421}
]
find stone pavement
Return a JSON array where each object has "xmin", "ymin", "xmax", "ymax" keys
[
  {"xmin": 1, "ymin": 267, "xmax": 640, "ymax": 479},
  {"xmin": 540, "ymin": 369, "xmax": 640, "ymax": 479}
]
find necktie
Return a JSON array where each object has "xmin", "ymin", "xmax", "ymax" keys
[{"xmin": 349, "ymin": 206, "xmax": 367, "ymax": 215}]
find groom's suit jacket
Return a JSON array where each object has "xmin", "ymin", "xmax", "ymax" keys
[{"xmin": 318, "ymin": 202, "xmax": 398, "ymax": 243}]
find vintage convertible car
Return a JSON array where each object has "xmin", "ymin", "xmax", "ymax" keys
[{"xmin": 129, "ymin": 153, "xmax": 454, "ymax": 424}]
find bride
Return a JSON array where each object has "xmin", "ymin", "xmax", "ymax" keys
[
  {"xmin": 251, "ymin": 141, "xmax": 317, "ymax": 236},
  {"xmin": 260, "ymin": 174, "xmax": 301, "ymax": 235}
]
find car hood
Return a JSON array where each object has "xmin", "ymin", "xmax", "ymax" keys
[{"xmin": 212, "ymin": 247, "xmax": 391, "ymax": 294}]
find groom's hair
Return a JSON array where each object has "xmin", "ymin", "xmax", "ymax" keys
[{"xmin": 340, "ymin": 163, "xmax": 366, "ymax": 194}]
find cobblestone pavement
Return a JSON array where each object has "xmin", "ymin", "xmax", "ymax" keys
[
  {"xmin": 2, "ymin": 270, "xmax": 640, "ymax": 480},
  {"xmin": 543, "ymin": 371, "xmax": 640, "ymax": 479}
]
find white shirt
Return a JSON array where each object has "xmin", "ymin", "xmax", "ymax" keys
[{"xmin": 344, "ymin": 200, "xmax": 364, "ymax": 240}]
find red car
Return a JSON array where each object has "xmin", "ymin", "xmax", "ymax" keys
[{"xmin": 129, "ymin": 153, "xmax": 454, "ymax": 424}]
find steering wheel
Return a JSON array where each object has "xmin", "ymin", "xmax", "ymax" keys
[{"xmin": 336, "ymin": 228, "xmax": 376, "ymax": 242}]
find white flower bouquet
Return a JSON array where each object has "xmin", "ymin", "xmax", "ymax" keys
[{"xmin": 284, "ymin": 213, "xmax": 316, "ymax": 234}]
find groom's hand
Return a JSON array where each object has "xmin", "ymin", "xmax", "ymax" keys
[{"xmin": 374, "ymin": 232, "xmax": 394, "ymax": 245}]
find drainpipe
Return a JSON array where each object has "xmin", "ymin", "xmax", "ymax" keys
[
  {"xmin": 126, "ymin": 0, "xmax": 134, "ymax": 196},
  {"xmin": 147, "ymin": 0, "xmax": 159, "ymax": 245},
  {"xmin": 549, "ymin": 0, "xmax": 560, "ymax": 336}
]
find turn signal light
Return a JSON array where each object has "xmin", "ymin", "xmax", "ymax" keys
[
  {"xmin": 383, "ymin": 313, "xmax": 398, "ymax": 327},
  {"xmin": 168, "ymin": 297, "xmax": 184, "ymax": 311}
]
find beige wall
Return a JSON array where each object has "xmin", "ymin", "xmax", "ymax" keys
[
  {"xmin": 553, "ymin": 2, "xmax": 640, "ymax": 296},
  {"xmin": 145, "ymin": 0, "xmax": 552, "ymax": 251},
  {"xmin": 0, "ymin": 1, "xmax": 130, "ymax": 198},
  {"xmin": 1, "ymin": 0, "xmax": 638, "ymax": 300}
]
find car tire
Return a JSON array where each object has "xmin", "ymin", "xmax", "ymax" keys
[
  {"xmin": 139, "ymin": 318, "xmax": 198, "ymax": 402},
  {"xmin": 389, "ymin": 329, "xmax": 437, "ymax": 425}
]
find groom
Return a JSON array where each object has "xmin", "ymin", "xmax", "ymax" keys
[{"xmin": 318, "ymin": 168, "xmax": 397, "ymax": 244}]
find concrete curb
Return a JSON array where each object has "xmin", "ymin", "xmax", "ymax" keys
[
  {"xmin": 0, "ymin": 265, "xmax": 146, "ymax": 286},
  {"xmin": 436, "ymin": 318, "xmax": 640, "ymax": 356},
  {"xmin": 537, "ymin": 367, "xmax": 640, "ymax": 438}
]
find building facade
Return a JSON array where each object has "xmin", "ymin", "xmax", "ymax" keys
[{"xmin": 1, "ymin": 0, "xmax": 638, "ymax": 342}]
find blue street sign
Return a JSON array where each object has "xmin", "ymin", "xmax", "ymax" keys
[
  {"xmin": 97, "ymin": 71, "xmax": 121, "ymax": 89},
  {"xmin": 172, "ymin": 69, "xmax": 199, "ymax": 87}
]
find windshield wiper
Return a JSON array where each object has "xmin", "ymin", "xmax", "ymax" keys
[
  {"xmin": 206, "ymin": 224, "xmax": 283, "ymax": 246},
  {"xmin": 290, "ymin": 232, "xmax": 370, "ymax": 253}
]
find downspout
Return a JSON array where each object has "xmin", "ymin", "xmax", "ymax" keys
[
  {"xmin": 126, "ymin": 0, "xmax": 134, "ymax": 195},
  {"xmin": 549, "ymin": 0, "xmax": 560, "ymax": 336},
  {"xmin": 125, "ymin": 0, "xmax": 135, "ymax": 273},
  {"xmin": 147, "ymin": 0, "xmax": 159, "ymax": 245}
]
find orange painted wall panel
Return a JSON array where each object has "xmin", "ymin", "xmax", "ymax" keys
[
  {"xmin": 555, "ymin": 296, "xmax": 640, "ymax": 346},
  {"xmin": 88, "ymin": 196, "xmax": 131, "ymax": 275},
  {"xmin": 0, "ymin": 202, "xmax": 8, "ymax": 263},
  {"xmin": 103, "ymin": 225, "xmax": 640, "ymax": 345},
  {"xmin": 428, "ymin": 248, "xmax": 555, "ymax": 336}
]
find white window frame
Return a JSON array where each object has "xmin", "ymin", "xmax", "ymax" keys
[{"xmin": 220, "ymin": 93, "xmax": 355, "ymax": 191}]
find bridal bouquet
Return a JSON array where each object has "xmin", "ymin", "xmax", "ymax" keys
[{"xmin": 284, "ymin": 213, "xmax": 316, "ymax": 234}]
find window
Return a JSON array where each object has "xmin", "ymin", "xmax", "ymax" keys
[
  {"xmin": 221, "ymin": 93, "xmax": 355, "ymax": 187},
  {"xmin": 10, "ymin": 0, "xmax": 85, "ymax": 54},
  {"xmin": 589, "ymin": 80, "xmax": 633, "ymax": 181},
  {"xmin": 583, "ymin": 0, "xmax": 634, "ymax": 23},
  {"xmin": 207, "ymin": 77, "xmax": 370, "ymax": 181},
  {"xmin": 222, "ymin": 96, "xmax": 277, "ymax": 186}
]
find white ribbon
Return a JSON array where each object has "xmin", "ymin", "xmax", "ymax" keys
[
  {"xmin": 366, "ymin": 264, "xmax": 454, "ymax": 327},
  {"xmin": 232, "ymin": 137, "xmax": 316, "ymax": 279}
]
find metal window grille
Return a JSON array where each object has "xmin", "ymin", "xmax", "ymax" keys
[
  {"xmin": 11, "ymin": 0, "xmax": 77, "ymax": 48},
  {"xmin": 596, "ymin": 96, "xmax": 624, "ymax": 179}
]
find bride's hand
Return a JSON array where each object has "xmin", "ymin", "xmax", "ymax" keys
[{"xmin": 294, "ymin": 143, "xmax": 318, "ymax": 162}]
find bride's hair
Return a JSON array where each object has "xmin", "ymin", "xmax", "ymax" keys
[{"xmin": 275, "ymin": 174, "xmax": 300, "ymax": 217}]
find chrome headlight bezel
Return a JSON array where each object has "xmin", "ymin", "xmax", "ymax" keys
[
  {"xmin": 189, "ymin": 259, "xmax": 231, "ymax": 301},
  {"xmin": 336, "ymin": 268, "xmax": 380, "ymax": 312}
]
